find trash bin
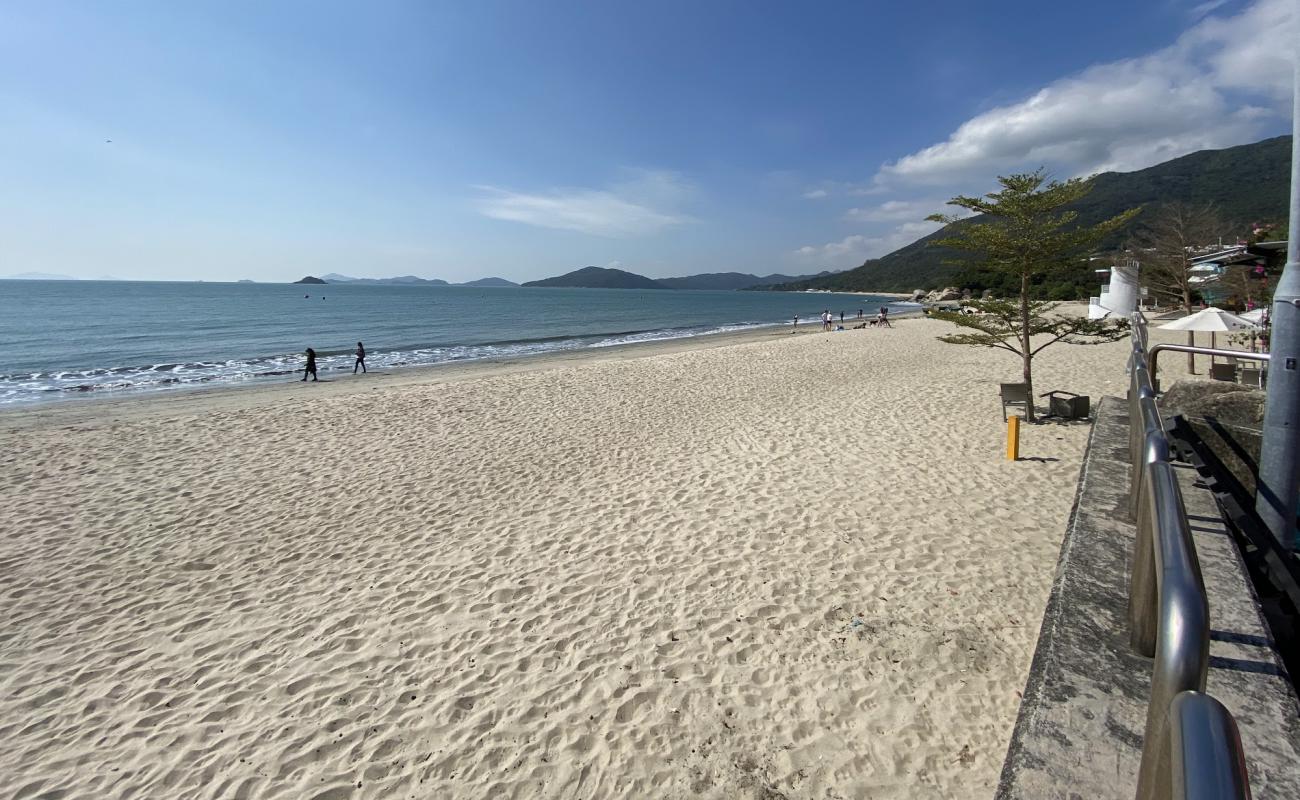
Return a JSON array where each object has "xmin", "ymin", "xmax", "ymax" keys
[{"xmin": 1045, "ymin": 391, "xmax": 1090, "ymax": 419}]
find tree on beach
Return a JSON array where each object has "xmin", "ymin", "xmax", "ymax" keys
[
  {"xmin": 926, "ymin": 171, "xmax": 1139, "ymax": 422},
  {"xmin": 1128, "ymin": 202, "xmax": 1229, "ymax": 373}
]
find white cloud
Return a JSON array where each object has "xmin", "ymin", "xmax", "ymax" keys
[
  {"xmin": 795, "ymin": 220, "xmax": 945, "ymax": 266},
  {"xmin": 802, "ymin": 188, "xmax": 829, "ymax": 199},
  {"xmin": 874, "ymin": 0, "xmax": 1294, "ymax": 187},
  {"xmin": 796, "ymin": 235, "xmax": 869, "ymax": 260},
  {"xmin": 1188, "ymin": 0, "xmax": 1230, "ymax": 21},
  {"xmin": 475, "ymin": 169, "xmax": 693, "ymax": 236},
  {"xmin": 844, "ymin": 198, "xmax": 948, "ymax": 223}
]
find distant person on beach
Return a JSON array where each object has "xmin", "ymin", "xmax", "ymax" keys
[
  {"xmin": 857, "ymin": 309, "xmax": 863, "ymax": 319},
  {"xmin": 793, "ymin": 314, "xmax": 798, "ymax": 329},
  {"xmin": 353, "ymin": 341, "xmax": 366, "ymax": 374},
  {"xmin": 301, "ymin": 347, "xmax": 318, "ymax": 381},
  {"xmin": 877, "ymin": 307, "xmax": 892, "ymax": 328},
  {"xmin": 839, "ymin": 311, "xmax": 844, "ymax": 323}
]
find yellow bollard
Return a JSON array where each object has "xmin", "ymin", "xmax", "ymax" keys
[{"xmin": 1007, "ymin": 415, "xmax": 1021, "ymax": 461}]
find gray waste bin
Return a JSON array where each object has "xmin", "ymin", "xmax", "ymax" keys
[{"xmin": 1044, "ymin": 391, "xmax": 1090, "ymax": 419}]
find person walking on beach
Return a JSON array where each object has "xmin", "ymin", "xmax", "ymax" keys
[
  {"xmin": 793, "ymin": 314, "xmax": 799, "ymax": 329},
  {"xmin": 839, "ymin": 311, "xmax": 844, "ymax": 323},
  {"xmin": 877, "ymin": 306, "xmax": 892, "ymax": 328},
  {"xmin": 353, "ymin": 341, "xmax": 366, "ymax": 374},
  {"xmin": 301, "ymin": 347, "xmax": 318, "ymax": 381}
]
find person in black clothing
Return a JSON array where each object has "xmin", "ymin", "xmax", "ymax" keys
[
  {"xmin": 353, "ymin": 341, "xmax": 366, "ymax": 374},
  {"xmin": 302, "ymin": 347, "xmax": 318, "ymax": 381}
]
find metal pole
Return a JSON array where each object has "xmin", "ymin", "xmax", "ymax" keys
[
  {"xmin": 1255, "ymin": 50, "xmax": 1300, "ymax": 552},
  {"xmin": 1147, "ymin": 344, "xmax": 1270, "ymax": 387}
]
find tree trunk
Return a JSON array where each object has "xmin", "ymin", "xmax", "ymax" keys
[
  {"xmin": 1183, "ymin": 291, "xmax": 1196, "ymax": 374},
  {"xmin": 1021, "ymin": 272, "xmax": 1035, "ymax": 422}
]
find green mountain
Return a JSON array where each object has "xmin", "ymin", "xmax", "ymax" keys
[
  {"xmin": 523, "ymin": 267, "xmax": 840, "ymax": 290},
  {"xmin": 767, "ymin": 135, "xmax": 1292, "ymax": 296},
  {"xmin": 522, "ymin": 266, "xmax": 665, "ymax": 289},
  {"xmin": 654, "ymin": 270, "xmax": 835, "ymax": 290}
]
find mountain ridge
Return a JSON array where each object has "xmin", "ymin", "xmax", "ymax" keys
[
  {"xmin": 522, "ymin": 266, "xmax": 838, "ymax": 290},
  {"xmin": 766, "ymin": 135, "xmax": 1293, "ymax": 296}
]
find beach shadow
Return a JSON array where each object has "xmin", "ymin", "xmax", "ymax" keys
[
  {"xmin": 1031, "ymin": 417, "xmax": 1093, "ymax": 428},
  {"xmin": 1208, "ymin": 654, "xmax": 1286, "ymax": 677},
  {"xmin": 1019, "ymin": 456, "xmax": 1061, "ymax": 463},
  {"xmin": 1211, "ymin": 629, "xmax": 1273, "ymax": 648}
]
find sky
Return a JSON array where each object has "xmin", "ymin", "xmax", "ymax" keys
[{"xmin": 0, "ymin": 0, "xmax": 1294, "ymax": 283}]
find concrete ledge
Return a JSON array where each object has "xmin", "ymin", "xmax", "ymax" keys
[{"xmin": 995, "ymin": 396, "xmax": 1300, "ymax": 799}]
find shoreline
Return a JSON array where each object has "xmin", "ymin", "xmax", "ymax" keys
[{"xmin": 0, "ymin": 313, "xmax": 918, "ymax": 431}]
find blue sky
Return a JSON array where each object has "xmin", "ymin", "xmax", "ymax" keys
[{"xmin": 0, "ymin": 0, "xmax": 1293, "ymax": 282}]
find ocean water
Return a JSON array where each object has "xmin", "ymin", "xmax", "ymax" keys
[{"xmin": 0, "ymin": 280, "xmax": 907, "ymax": 405}]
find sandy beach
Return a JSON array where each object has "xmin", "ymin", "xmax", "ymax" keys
[{"xmin": 0, "ymin": 309, "xmax": 1199, "ymax": 799}]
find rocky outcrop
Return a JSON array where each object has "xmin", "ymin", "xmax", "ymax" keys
[
  {"xmin": 1160, "ymin": 379, "xmax": 1265, "ymax": 497},
  {"xmin": 919, "ymin": 287, "xmax": 963, "ymax": 303},
  {"xmin": 1160, "ymin": 380, "xmax": 1266, "ymax": 427},
  {"xmin": 293, "ymin": 276, "xmax": 327, "ymax": 284}
]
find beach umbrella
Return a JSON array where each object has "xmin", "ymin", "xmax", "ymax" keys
[
  {"xmin": 1156, "ymin": 306, "xmax": 1259, "ymax": 333},
  {"xmin": 1157, "ymin": 306, "xmax": 1260, "ymax": 363},
  {"xmin": 1240, "ymin": 308, "xmax": 1268, "ymax": 325}
]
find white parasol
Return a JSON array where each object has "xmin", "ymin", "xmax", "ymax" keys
[
  {"xmin": 1156, "ymin": 306, "xmax": 1259, "ymax": 332},
  {"xmin": 1239, "ymin": 308, "xmax": 1268, "ymax": 325},
  {"xmin": 1156, "ymin": 306, "xmax": 1261, "ymax": 366}
]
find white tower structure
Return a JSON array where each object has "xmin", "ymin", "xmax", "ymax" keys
[{"xmin": 1088, "ymin": 261, "xmax": 1140, "ymax": 320}]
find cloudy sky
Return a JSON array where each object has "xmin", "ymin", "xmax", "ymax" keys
[{"xmin": 0, "ymin": 0, "xmax": 1294, "ymax": 282}]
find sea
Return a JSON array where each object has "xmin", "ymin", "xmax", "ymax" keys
[{"xmin": 0, "ymin": 280, "xmax": 909, "ymax": 406}]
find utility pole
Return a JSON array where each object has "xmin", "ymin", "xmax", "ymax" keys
[{"xmin": 1255, "ymin": 51, "xmax": 1300, "ymax": 552}]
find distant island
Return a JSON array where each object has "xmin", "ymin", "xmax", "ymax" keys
[
  {"xmin": 523, "ymin": 267, "xmax": 663, "ymax": 289},
  {"xmin": 2, "ymin": 272, "xmax": 79, "ymax": 280},
  {"xmin": 320, "ymin": 273, "xmax": 450, "ymax": 286},
  {"xmin": 293, "ymin": 273, "xmax": 520, "ymax": 287},
  {"xmin": 459, "ymin": 277, "xmax": 519, "ymax": 287},
  {"xmin": 521, "ymin": 266, "xmax": 837, "ymax": 291},
  {"xmin": 286, "ymin": 269, "xmax": 835, "ymax": 291}
]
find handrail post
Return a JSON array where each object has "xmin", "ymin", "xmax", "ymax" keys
[{"xmin": 1129, "ymin": 428, "xmax": 1168, "ymax": 656}]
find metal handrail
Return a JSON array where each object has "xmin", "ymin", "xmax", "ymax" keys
[
  {"xmin": 1163, "ymin": 692, "xmax": 1252, "ymax": 800},
  {"xmin": 1134, "ymin": 455, "xmax": 1212, "ymax": 798},
  {"xmin": 1148, "ymin": 343, "xmax": 1271, "ymax": 389},
  {"xmin": 1126, "ymin": 312, "xmax": 1250, "ymax": 800}
]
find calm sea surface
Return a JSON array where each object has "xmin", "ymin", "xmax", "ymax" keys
[{"xmin": 0, "ymin": 280, "xmax": 906, "ymax": 405}]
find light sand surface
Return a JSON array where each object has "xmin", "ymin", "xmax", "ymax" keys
[{"xmin": 0, "ymin": 313, "xmax": 1202, "ymax": 799}]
